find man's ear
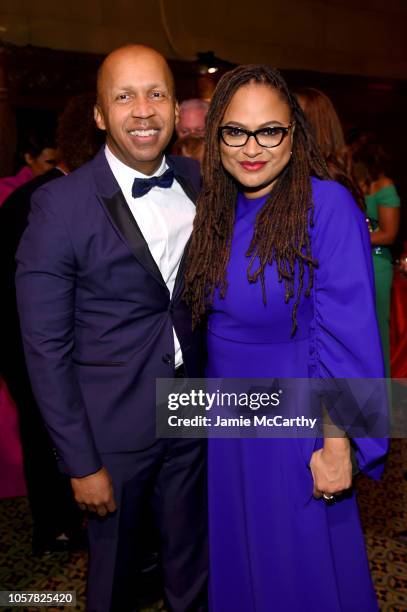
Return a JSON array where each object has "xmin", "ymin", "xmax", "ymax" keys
[
  {"xmin": 24, "ymin": 153, "xmax": 33, "ymax": 166},
  {"xmin": 94, "ymin": 104, "xmax": 106, "ymax": 131}
]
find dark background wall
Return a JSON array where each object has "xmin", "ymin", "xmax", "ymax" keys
[
  {"xmin": 0, "ymin": 1, "xmax": 406, "ymax": 240},
  {"xmin": 1, "ymin": 0, "xmax": 406, "ymax": 79}
]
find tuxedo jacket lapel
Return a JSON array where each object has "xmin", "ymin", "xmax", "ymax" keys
[
  {"xmin": 173, "ymin": 173, "xmax": 198, "ymax": 204},
  {"xmin": 169, "ymin": 162, "xmax": 200, "ymax": 301},
  {"xmin": 93, "ymin": 149, "xmax": 167, "ymax": 290},
  {"xmin": 92, "ymin": 148, "xmax": 200, "ymax": 295},
  {"xmin": 101, "ymin": 190, "xmax": 167, "ymax": 289}
]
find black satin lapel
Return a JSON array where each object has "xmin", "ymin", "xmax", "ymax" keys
[
  {"xmin": 174, "ymin": 174, "xmax": 198, "ymax": 204},
  {"xmin": 172, "ymin": 236, "xmax": 191, "ymax": 302},
  {"xmin": 171, "ymin": 175, "xmax": 198, "ymax": 300},
  {"xmin": 100, "ymin": 190, "xmax": 167, "ymax": 289}
]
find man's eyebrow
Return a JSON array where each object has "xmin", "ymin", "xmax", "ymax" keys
[{"xmin": 112, "ymin": 83, "xmax": 171, "ymax": 92}]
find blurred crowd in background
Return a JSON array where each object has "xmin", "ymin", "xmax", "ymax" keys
[{"xmin": 0, "ymin": 77, "xmax": 406, "ymax": 558}]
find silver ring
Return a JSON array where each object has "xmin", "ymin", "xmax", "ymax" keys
[{"xmin": 322, "ymin": 493, "xmax": 335, "ymax": 501}]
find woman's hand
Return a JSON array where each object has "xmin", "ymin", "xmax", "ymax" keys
[{"xmin": 310, "ymin": 437, "xmax": 352, "ymax": 499}]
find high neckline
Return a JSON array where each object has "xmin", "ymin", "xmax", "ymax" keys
[{"xmin": 236, "ymin": 192, "xmax": 270, "ymax": 221}]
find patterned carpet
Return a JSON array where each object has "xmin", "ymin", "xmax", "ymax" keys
[{"xmin": 1, "ymin": 440, "xmax": 406, "ymax": 612}]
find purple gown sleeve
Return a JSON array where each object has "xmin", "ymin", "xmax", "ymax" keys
[{"xmin": 310, "ymin": 178, "xmax": 388, "ymax": 479}]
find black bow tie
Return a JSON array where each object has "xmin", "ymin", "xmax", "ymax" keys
[{"xmin": 131, "ymin": 168, "xmax": 174, "ymax": 198}]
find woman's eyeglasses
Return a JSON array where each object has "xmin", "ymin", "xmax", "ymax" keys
[{"xmin": 218, "ymin": 123, "xmax": 294, "ymax": 148}]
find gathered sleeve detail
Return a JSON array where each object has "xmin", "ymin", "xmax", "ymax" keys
[{"xmin": 308, "ymin": 179, "xmax": 389, "ymax": 478}]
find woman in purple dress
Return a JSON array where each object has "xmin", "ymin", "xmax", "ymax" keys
[{"xmin": 185, "ymin": 65, "xmax": 388, "ymax": 612}]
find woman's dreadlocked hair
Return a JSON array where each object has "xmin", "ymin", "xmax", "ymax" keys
[{"xmin": 184, "ymin": 64, "xmax": 330, "ymax": 334}]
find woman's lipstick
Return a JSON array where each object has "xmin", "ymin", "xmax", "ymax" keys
[{"xmin": 240, "ymin": 161, "xmax": 266, "ymax": 171}]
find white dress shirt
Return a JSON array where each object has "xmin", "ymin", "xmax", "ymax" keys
[{"xmin": 105, "ymin": 145, "xmax": 195, "ymax": 367}]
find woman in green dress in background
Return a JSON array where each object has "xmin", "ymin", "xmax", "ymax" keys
[{"xmin": 352, "ymin": 139, "xmax": 400, "ymax": 375}]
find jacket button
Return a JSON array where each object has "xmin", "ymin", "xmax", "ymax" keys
[{"xmin": 162, "ymin": 353, "xmax": 173, "ymax": 365}]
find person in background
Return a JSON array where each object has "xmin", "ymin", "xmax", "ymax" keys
[
  {"xmin": 0, "ymin": 130, "xmax": 57, "ymax": 206},
  {"xmin": 0, "ymin": 93, "xmax": 102, "ymax": 556},
  {"xmin": 295, "ymin": 87, "xmax": 364, "ymax": 210},
  {"xmin": 175, "ymin": 98, "xmax": 209, "ymax": 138},
  {"xmin": 351, "ymin": 136, "xmax": 400, "ymax": 376},
  {"xmin": 390, "ymin": 240, "xmax": 407, "ymax": 379},
  {"xmin": 172, "ymin": 134, "xmax": 205, "ymax": 163}
]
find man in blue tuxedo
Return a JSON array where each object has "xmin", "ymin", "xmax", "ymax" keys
[{"xmin": 16, "ymin": 45, "xmax": 207, "ymax": 612}]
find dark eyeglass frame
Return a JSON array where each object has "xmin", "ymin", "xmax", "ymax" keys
[{"xmin": 218, "ymin": 123, "xmax": 294, "ymax": 148}]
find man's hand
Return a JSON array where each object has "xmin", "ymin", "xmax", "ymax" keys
[
  {"xmin": 71, "ymin": 467, "xmax": 117, "ymax": 516},
  {"xmin": 309, "ymin": 438, "xmax": 352, "ymax": 499}
]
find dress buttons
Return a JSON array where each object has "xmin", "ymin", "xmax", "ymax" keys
[{"xmin": 162, "ymin": 353, "xmax": 173, "ymax": 365}]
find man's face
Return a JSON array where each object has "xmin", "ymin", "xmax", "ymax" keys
[
  {"xmin": 176, "ymin": 107, "xmax": 207, "ymax": 138},
  {"xmin": 95, "ymin": 48, "xmax": 178, "ymax": 174}
]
